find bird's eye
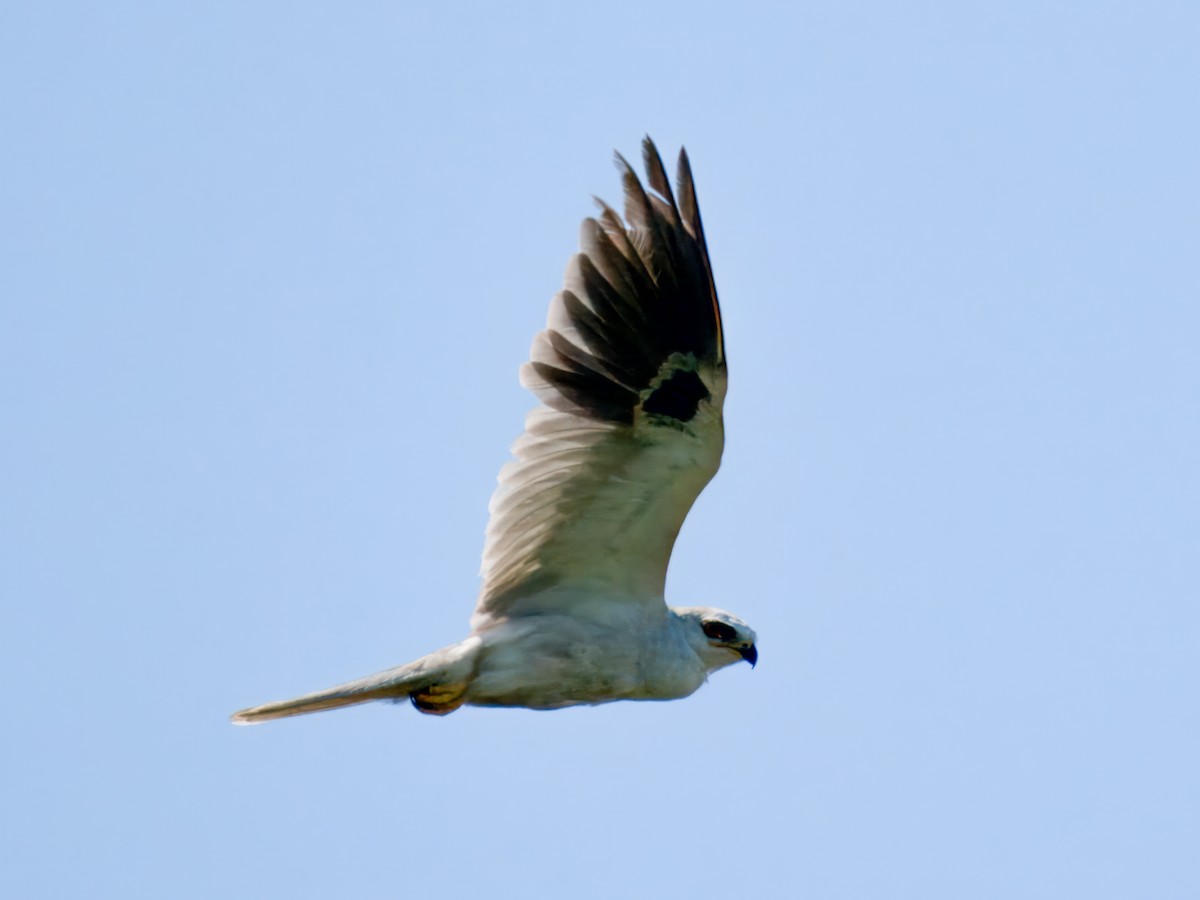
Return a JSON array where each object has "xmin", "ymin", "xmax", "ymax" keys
[{"xmin": 702, "ymin": 621, "xmax": 737, "ymax": 643}]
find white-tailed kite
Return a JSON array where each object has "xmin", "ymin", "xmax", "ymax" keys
[{"xmin": 232, "ymin": 138, "xmax": 756, "ymax": 724}]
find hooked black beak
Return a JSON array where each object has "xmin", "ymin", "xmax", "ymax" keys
[{"xmin": 738, "ymin": 644, "xmax": 758, "ymax": 668}]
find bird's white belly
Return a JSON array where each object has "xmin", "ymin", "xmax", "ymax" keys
[{"xmin": 465, "ymin": 613, "xmax": 706, "ymax": 709}]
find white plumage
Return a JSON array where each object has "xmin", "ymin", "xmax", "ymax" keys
[{"xmin": 232, "ymin": 138, "xmax": 756, "ymax": 724}]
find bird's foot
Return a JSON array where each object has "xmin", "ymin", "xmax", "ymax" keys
[{"xmin": 410, "ymin": 682, "xmax": 468, "ymax": 716}]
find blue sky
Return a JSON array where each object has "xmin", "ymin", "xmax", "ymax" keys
[{"xmin": 3, "ymin": 3, "xmax": 1198, "ymax": 898}]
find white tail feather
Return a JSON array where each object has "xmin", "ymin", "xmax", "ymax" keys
[{"xmin": 230, "ymin": 638, "xmax": 479, "ymax": 724}]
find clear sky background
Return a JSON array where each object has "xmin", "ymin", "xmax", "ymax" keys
[{"xmin": 3, "ymin": 3, "xmax": 1197, "ymax": 898}]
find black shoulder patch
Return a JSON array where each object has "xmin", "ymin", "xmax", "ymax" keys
[{"xmin": 642, "ymin": 369, "xmax": 710, "ymax": 422}]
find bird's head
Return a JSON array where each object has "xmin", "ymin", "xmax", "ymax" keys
[{"xmin": 672, "ymin": 606, "xmax": 758, "ymax": 672}]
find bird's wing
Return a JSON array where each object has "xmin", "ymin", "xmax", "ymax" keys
[{"xmin": 473, "ymin": 138, "xmax": 726, "ymax": 627}]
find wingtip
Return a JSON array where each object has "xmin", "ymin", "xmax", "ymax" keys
[{"xmin": 612, "ymin": 148, "xmax": 635, "ymax": 177}]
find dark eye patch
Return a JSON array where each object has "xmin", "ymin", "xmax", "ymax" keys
[{"xmin": 702, "ymin": 621, "xmax": 738, "ymax": 643}]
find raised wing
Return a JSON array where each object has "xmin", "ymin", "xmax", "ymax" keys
[{"xmin": 473, "ymin": 138, "xmax": 727, "ymax": 627}]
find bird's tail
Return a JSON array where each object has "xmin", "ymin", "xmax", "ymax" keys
[
  {"xmin": 230, "ymin": 667, "xmax": 419, "ymax": 724},
  {"xmin": 230, "ymin": 640, "xmax": 477, "ymax": 725}
]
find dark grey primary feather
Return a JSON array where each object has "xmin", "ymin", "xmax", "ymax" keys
[{"xmin": 521, "ymin": 137, "xmax": 724, "ymax": 427}]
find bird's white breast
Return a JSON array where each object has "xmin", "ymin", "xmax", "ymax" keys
[{"xmin": 465, "ymin": 595, "xmax": 707, "ymax": 709}]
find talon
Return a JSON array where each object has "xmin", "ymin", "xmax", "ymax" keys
[{"xmin": 410, "ymin": 684, "xmax": 467, "ymax": 716}]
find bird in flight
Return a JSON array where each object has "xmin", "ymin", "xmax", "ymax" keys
[{"xmin": 232, "ymin": 138, "xmax": 756, "ymax": 724}]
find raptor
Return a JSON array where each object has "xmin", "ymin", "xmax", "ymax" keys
[{"xmin": 232, "ymin": 138, "xmax": 756, "ymax": 723}]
